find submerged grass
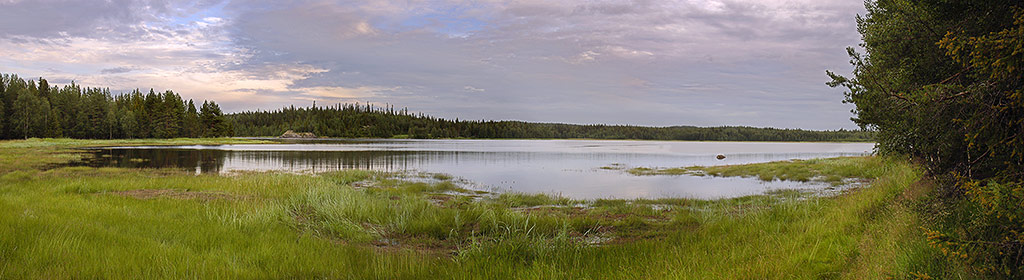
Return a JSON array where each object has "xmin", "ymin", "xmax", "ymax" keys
[{"xmin": 0, "ymin": 139, "xmax": 966, "ymax": 279}]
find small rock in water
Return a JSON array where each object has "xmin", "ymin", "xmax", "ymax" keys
[{"xmin": 716, "ymin": 154, "xmax": 726, "ymax": 160}]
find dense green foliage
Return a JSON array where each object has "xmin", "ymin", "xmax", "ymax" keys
[
  {"xmin": 828, "ymin": 1, "xmax": 1024, "ymax": 277},
  {"xmin": 231, "ymin": 104, "xmax": 872, "ymax": 141},
  {"xmin": 0, "ymin": 74, "xmax": 231, "ymax": 139}
]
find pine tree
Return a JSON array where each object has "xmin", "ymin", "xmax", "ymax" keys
[
  {"xmin": 152, "ymin": 91, "xmax": 184, "ymax": 138},
  {"xmin": 37, "ymin": 78, "xmax": 49, "ymax": 101},
  {"xmin": 140, "ymin": 89, "xmax": 159, "ymax": 138},
  {"xmin": 200, "ymin": 100, "xmax": 228, "ymax": 137},
  {"xmin": 47, "ymin": 109, "xmax": 61, "ymax": 138},
  {"xmin": 183, "ymin": 100, "xmax": 200, "ymax": 138},
  {"xmin": 81, "ymin": 88, "xmax": 110, "ymax": 138}
]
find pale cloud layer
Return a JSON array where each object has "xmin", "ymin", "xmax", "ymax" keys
[{"xmin": 0, "ymin": 0, "xmax": 866, "ymax": 129}]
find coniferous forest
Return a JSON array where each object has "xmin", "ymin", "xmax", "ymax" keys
[
  {"xmin": 0, "ymin": 72, "xmax": 871, "ymax": 141},
  {"xmin": 0, "ymin": 73, "xmax": 230, "ymax": 139}
]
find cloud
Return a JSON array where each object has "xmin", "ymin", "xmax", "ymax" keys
[
  {"xmin": 463, "ymin": 86, "xmax": 485, "ymax": 92},
  {"xmin": 295, "ymin": 85, "xmax": 400, "ymax": 100},
  {"xmin": 100, "ymin": 66, "xmax": 139, "ymax": 74},
  {"xmin": 0, "ymin": 0, "xmax": 867, "ymax": 129}
]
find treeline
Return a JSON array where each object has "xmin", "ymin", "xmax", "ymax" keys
[
  {"xmin": 829, "ymin": 1, "xmax": 1023, "ymax": 277},
  {"xmin": 0, "ymin": 72, "xmax": 871, "ymax": 142},
  {"xmin": 230, "ymin": 104, "xmax": 872, "ymax": 141},
  {"xmin": 0, "ymin": 73, "xmax": 231, "ymax": 139}
]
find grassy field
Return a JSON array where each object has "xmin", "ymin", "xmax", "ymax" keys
[{"xmin": 0, "ymin": 139, "xmax": 965, "ymax": 279}]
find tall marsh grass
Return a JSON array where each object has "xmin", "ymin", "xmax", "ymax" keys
[{"xmin": 0, "ymin": 139, "xmax": 967, "ymax": 279}]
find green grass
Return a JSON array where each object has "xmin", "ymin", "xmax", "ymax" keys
[
  {"xmin": 630, "ymin": 156, "xmax": 890, "ymax": 185},
  {"xmin": 0, "ymin": 139, "xmax": 966, "ymax": 279}
]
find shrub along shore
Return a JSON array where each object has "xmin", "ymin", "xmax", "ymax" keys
[{"xmin": 0, "ymin": 139, "xmax": 965, "ymax": 279}]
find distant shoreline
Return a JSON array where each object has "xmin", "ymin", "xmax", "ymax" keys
[{"xmin": 239, "ymin": 136, "xmax": 878, "ymax": 144}]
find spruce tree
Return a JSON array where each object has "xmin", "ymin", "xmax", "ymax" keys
[
  {"xmin": 200, "ymin": 101, "xmax": 227, "ymax": 137},
  {"xmin": 184, "ymin": 100, "xmax": 200, "ymax": 138}
]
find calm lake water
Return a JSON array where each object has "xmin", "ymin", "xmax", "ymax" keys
[{"xmin": 78, "ymin": 139, "xmax": 874, "ymax": 199}]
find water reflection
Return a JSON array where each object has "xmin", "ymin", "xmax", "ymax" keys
[{"xmin": 75, "ymin": 139, "xmax": 875, "ymax": 199}]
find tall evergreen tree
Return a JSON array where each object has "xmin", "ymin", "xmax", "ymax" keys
[
  {"xmin": 81, "ymin": 88, "xmax": 110, "ymax": 138},
  {"xmin": 183, "ymin": 100, "xmax": 200, "ymax": 138},
  {"xmin": 58, "ymin": 83, "xmax": 84, "ymax": 138},
  {"xmin": 47, "ymin": 109, "xmax": 61, "ymax": 138},
  {"xmin": 200, "ymin": 100, "xmax": 228, "ymax": 137},
  {"xmin": 37, "ymin": 78, "xmax": 50, "ymax": 102},
  {"xmin": 140, "ymin": 89, "xmax": 159, "ymax": 138},
  {"xmin": 152, "ymin": 90, "xmax": 184, "ymax": 138},
  {"xmin": 127, "ymin": 89, "xmax": 145, "ymax": 138}
]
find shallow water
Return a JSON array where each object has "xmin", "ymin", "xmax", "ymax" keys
[{"xmin": 77, "ymin": 139, "xmax": 874, "ymax": 199}]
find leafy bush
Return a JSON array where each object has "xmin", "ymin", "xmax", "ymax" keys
[{"xmin": 829, "ymin": 2, "xmax": 1024, "ymax": 277}]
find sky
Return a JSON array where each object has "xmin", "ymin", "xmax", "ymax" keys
[{"xmin": 0, "ymin": 0, "xmax": 867, "ymax": 130}]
